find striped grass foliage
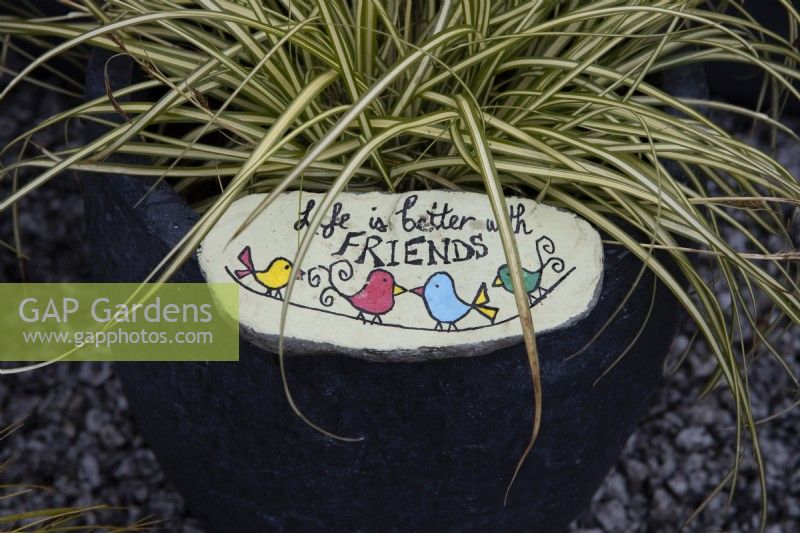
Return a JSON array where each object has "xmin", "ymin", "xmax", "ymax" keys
[{"xmin": 1, "ymin": 1, "xmax": 799, "ymax": 527}]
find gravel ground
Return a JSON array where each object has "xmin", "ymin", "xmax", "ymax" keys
[{"xmin": 0, "ymin": 74, "xmax": 798, "ymax": 532}]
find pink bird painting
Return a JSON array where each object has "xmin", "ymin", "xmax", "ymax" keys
[{"xmin": 335, "ymin": 269, "xmax": 407, "ymax": 324}]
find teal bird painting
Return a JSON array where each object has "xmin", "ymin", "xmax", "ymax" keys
[
  {"xmin": 492, "ymin": 264, "xmax": 545, "ymax": 305},
  {"xmin": 493, "ymin": 236, "xmax": 571, "ymax": 305}
]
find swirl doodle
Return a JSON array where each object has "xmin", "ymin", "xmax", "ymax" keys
[{"xmin": 309, "ymin": 260, "xmax": 355, "ymax": 307}]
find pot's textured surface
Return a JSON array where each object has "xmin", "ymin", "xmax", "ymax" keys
[{"xmin": 82, "ymin": 50, "xmax": 681, "ymax": 532}]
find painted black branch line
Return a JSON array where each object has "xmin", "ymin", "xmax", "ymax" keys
[
  {"xmin": 224, "ymin": 263, "xmax": 577, "ymax": 333},
  {"xmin": 529, "ymin": 266, "xmax": 575, "ymax": 307}
]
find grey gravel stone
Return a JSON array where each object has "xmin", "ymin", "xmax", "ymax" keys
[
  {"xmin": 675, "ymin": 427, "xmax": 715, "ymax": 452},
  {"xmin": 603, "ymin": 472, "xmax": 629, "ymax": 501},
  {"xmin": 622, "ymin": 459, "xmax": 648, "ymax": 485},
  {"xmin": 78, "ymin": 362, "xmax": 113, "ymax": 386},
  {"xmin": 79, "ymin": 453, "xmax": 102, "ymax": 489},
  {"xmin": 594, "ymin": 500, "xmax": 628, "ymax": 532},
  {"xmin": 667, "ymin": 475, "xmax": 689, "ymax": 497}
]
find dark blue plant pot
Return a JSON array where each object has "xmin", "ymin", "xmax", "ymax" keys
[{"xmin": 81, "ymin": 50, "xmax": 691, "ymax": 532}]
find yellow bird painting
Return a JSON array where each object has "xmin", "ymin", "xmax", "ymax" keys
[{"xmin": 234, "ymin": 246, "xmax": 305, "ymax": 300}]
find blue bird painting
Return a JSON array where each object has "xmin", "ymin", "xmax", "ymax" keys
[{"xmin": 411, "ymin": 272, "xmax": 498, "ymax": 331}]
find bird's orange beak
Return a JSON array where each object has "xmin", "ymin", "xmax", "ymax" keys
[
  {"xmin": 411, "ymin": 287, "xmax": 424, "ymax": 296},
  {"xmin": 393, "ymin": 284, "xmax": 406, "ymax": 296},
  {"xmin": 296, "ymin": 269, "xmax": 306, "ymax": 280},
  {"xmin": 492, "ymin": 275, "xmax": 503, "ymax": 287}
]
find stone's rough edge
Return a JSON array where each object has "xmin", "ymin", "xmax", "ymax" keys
[
  {"xmin": 239, "ymin": 322, "xmax": 523, "ymax": 362},
  {"xmin": 563, "ymin": 266, "xmax": 605, "ymax": 331},
  {"xmin": 536, "ymin": 202, "xmax": 605, "ymax": 330},
  {"xmin": 203, "ymin": 191, "xmax": 606, "ymax": 360}
]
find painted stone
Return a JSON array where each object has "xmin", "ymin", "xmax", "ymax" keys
[{"xmin": 198, "ymin": 191, "xmax": 603, "ymax": 360}]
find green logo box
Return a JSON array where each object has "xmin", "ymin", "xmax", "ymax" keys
[{"xmin": 0, "ymin": 283, "xmax": 239, "ymax": 362}]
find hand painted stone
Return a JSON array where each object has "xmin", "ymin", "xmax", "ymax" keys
[{"xmin": 198, "ymin": 191, "xmax": 603, "ymax": 360}]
